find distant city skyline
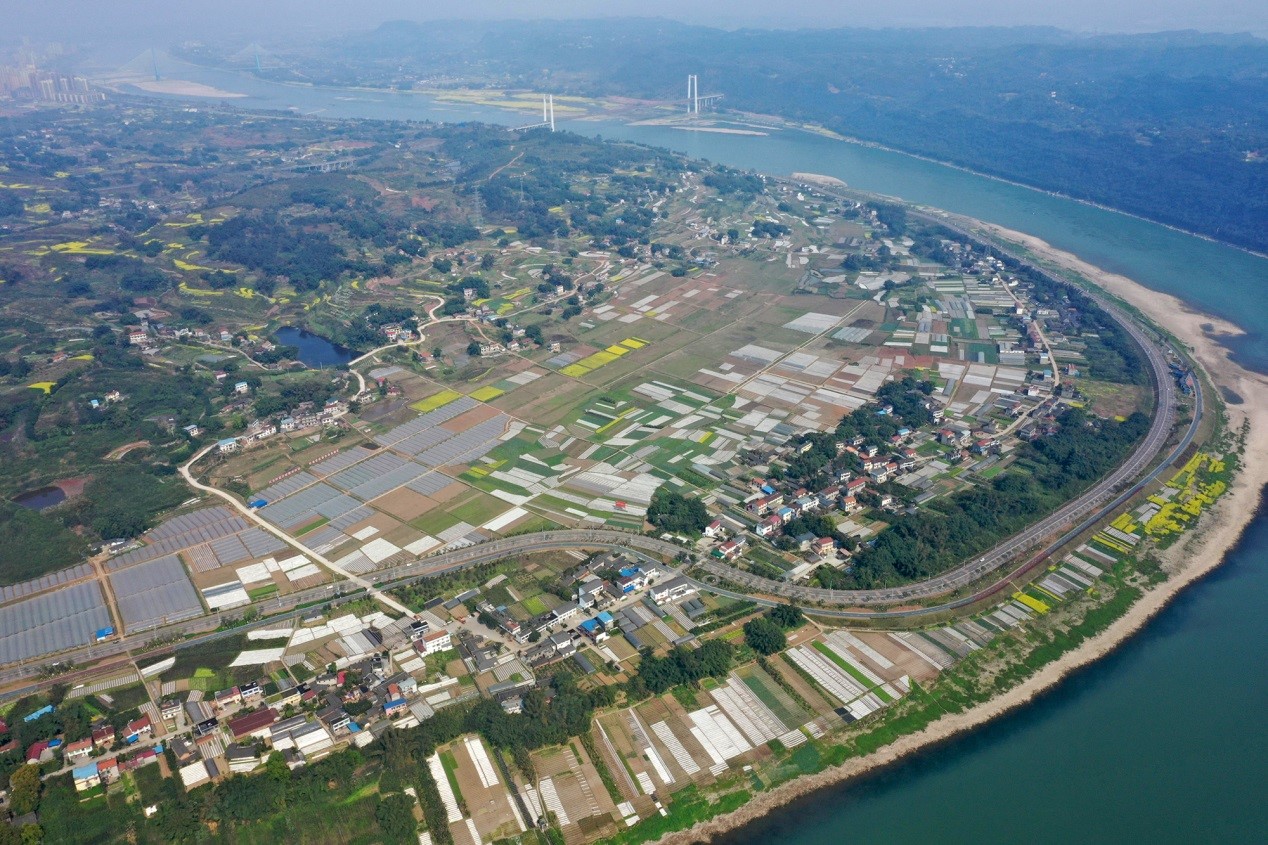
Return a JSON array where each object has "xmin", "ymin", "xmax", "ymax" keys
[{"xmin": 1, "ymin": 0, "xmax": 1266, "ymax": 46}]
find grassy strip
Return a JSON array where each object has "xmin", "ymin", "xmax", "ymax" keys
[
  {"xmin": 439, "ymin": 749, "xmax": 467, "ymax": 813},
  {"xmin": 598, "ymin": 786, "xmax": 752, "ymax": 845},
  {"xmin": 577, "ymin": 733, "xmax": 625, "ymax": 805},
  {"xmin": 295, "ymin": 516, "xmax": 330, "ymax": 536},
  {"xmin": 248, "ymin": 584, "xmax": 279, "ymax": 601},
  {"xmin": 812, "ymin": 641, "xmax": 893, "ymax": 703}
]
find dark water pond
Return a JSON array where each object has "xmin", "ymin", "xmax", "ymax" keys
[
  {"xmin": 13, "ymin": 486, "xmax": 66, "ymax": 510},
  {"xmin": 275, "ymin": 326, "xmax": 354, "ymax": 368}
]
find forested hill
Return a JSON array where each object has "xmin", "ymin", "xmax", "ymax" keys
[{"xmin": 327, "ymin": 22, "xmax": 1268, "ymax": 253}]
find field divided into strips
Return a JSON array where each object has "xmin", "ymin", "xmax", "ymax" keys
[
  {"xmin": 558, "ymin": 337, "xmax": 649, "ymax": 378},
  {"xmin": 412, "ymin": 389, "xmax": 464, "ymax": 413},
  {"xmin": 995, "ymin": 539, "xmax": 1115, "ymax": 619},
  {"xmin": 735, "ymin": 664, "xmax": 810, "ymax": 730},
  {"xmin": 0, "ymin": 581, "xmax": 112, "ymax": 665},
  {"xmin": 530, "ymin": 743, "xmax": 619, "ymax": 840},
  {"xmin": 784, "ymin": 631, "xmax": 922, "ymax": 721}
]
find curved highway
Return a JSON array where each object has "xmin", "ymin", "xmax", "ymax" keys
[
  {"xmin": 693, "ymin": 214, "xmax": 1192, "ymax": 608},
  {"xmin": 0, "ymin": 214, "xmax": 1202, "ymax": 694}
]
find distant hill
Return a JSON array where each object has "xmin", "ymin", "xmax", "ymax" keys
[{"xmin": 325, "ymin": 21, "xmax": 1268, "ymax": 253}]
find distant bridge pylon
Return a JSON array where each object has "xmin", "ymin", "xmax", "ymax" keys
[
  {"xmin": 687, "ymin": 74, "xmax": 723, "ymax": 114},
  {"xmin": 512, "ymin": 94, "xmax": 556, "ymax": 132}
]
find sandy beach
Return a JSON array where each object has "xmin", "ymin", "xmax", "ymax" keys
[
  {"xmin": 129, "ymin": 79, "xmax": 247, "ymax": 99},
  {"xmin": 655, "ymin": 227, "xmax": 1268, "ymax": 844}
]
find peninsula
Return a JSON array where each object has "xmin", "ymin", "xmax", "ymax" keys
[{"xmin": 0, "ymin": 99, "xmax": 1254, "ymax": 845}]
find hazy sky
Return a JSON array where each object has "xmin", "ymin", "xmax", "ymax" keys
[{"xmin": 3, "ymin": 0, "xmax": 1266, "ymax": 45}]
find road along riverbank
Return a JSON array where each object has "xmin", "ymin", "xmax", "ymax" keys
[{"xmin": 649, "ymin": 225, "xmax": 1268, "ymax": 845}]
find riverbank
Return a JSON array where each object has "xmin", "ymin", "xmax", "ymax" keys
[
  {"xmin": 127, "ymin": 79, "xmax": 247, "ymax": 98},
  {"xmin": 651, "ymin": 230, "xmax": 1268, "ymax": 845}
]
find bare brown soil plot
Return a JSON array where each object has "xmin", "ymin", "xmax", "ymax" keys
[
  {"xmin": 441, "ymin": 404, "xmax": 503, "ymax": 432},
  {"xmin": 343, "ymin": 511, "xmax": 404, "ymax": 539},
  {"xmin": 768, "ymin": 652, "xmax": 837, "ymax": 714},
  {"xmin": 428, "ymin": 482, "xmax": 469, "ymax": 504},
  {"xmin": 451, "ymin": 739, "xmax": 522, "ymax": 842},
  {"xmin": 370, "ymin": 487, "xmax": 438, "ymax": 522},
  {"xmin": 856, "ymin": 630, "xmax": 941, "ymax": 683}
]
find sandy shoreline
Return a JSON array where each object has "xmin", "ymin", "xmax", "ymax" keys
[
  {"xmin": 129, "ymin": 79, "xmax": 247, "ymax": 99},
  {"xmin": 654, "ymin": 228, "xmax": 1268, "ymax": 844}
]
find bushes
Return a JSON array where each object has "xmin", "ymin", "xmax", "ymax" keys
[
  {"xmin": 647, "ymin": 487, "xmax": 709, "ymax": 536},
  {"xmin": 743, "ymin": 604, "xmax": 803, "ymax": 655},
  {"xmin": 629, "ymin": 640, "xmax": 735, "ymax": 695},
  {"xmin": 825, "ymin": 409, "xmax": 1149, "ymax": 588},
  {"xmin": 742, "ymin": 617, "xmax": 786, "ymax": 655}
]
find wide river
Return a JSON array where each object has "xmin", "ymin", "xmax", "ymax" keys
[{"xmin": 134, "ymin": 61, "xmax": 1268, "ymax": 843}]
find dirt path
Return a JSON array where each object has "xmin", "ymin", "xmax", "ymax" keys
[{"xmin": 105, "ymin": 440, "xmax": 150, "ymax": 461}]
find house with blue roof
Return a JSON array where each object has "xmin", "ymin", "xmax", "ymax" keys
[
  {"xmin": 579, "ymin": 618, "xmax": 609, "ymax": 643},
  {"xmin": 23, "ymin": 704, "xmax": 53, "ymax": 723},
  {"xmin": 73, "ymin": 763, "xmax": 100, "ymax": 793}
]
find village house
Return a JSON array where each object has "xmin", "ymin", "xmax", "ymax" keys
[
  {"xmin": 73, "ymin": 764, "xmax": 100, "ymax": 793},
  {"xmin": 416, "ymin": 627, "xmax": 452, "ymax": 655},
  {"xmin": 97, "ymin": 757, "xmax": 120, "ymax": 783},
  {"xmin": 650, "ymin": 576, "xmax": 697, "ymax": 605},
  {"xmin": 812, "ymin": 536, "xmax": 836, "ymax": 557},
  {"xmin": 124, "ymin": 715, "xmax": 153, "ymax": 744},
  {"xmin": 64, "ymin": 737, "xmax": 93, "ymax": 763},
  {"xmin": 213, "ymin": 686, "xmax": 242, "ymax": 711},
  {"xmin": 228, "ymin": 708, "xmax": 278, "ymax": 742},
  {"xmin": 92, "ymin": 723, "xmax": 117, "ymax": 749},
  {"xmin": 755, "ymin": 515, "xmax": 782, "ymax": 538}
]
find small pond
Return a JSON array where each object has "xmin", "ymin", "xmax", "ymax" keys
[
  {"xmin": 13, "ymin": 486, "xmax": 66, "ymax": 511},
  {"xmin": 274, "ymin": 326, "xmax": 354, "ymax": 368}
]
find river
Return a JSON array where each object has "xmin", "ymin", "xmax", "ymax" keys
[{"xmin": 127, "ymin": 61, "xmax": 1268, "ymax": 843}]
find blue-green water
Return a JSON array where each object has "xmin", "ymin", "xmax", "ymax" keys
[
  {"xmin": 273, "ymin": 326, "xmax": 353, "ymax": 368},
  {"xmin": 132, "ymin": 63, "xmax": 1268, "ymax": 843}
]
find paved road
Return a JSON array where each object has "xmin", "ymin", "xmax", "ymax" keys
[
  {"xmin": 0, "ymin": 214, "xmax": 1201, "ymax": 691},
  {"xmin": 179, "ymin": 443, "xmax": 414, "ymax": 616},
  {"xmin": 692, "ymin": 210, "xmax": 1194, "ymax": 608},
  {"xmin": 0, "ymin": 531, "xmax": 681, "ymax": 696}
]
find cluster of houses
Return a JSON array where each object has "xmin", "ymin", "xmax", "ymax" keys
[
  {"xmin": 121, "ymin": 318, "xmax": 246, "ymax": 356},
  {"xmin": 474, "ymin": 554, "xmax": 674, "ymax": 651},
  {"xmin": 55, "ymin": 613, "xmax": 463, "ymax": 795},
  {"xmin": 521, "ymin": 554, "xmax": 699, "ymax": 667},
  {"xmin": 216, "ymin": 398, "xmax": 348, "ymax": 454},
  {"xmin": 7, "ymin": 705, "xmax": 164, "ymax": 796},
  {"xmin": 379, "ymin": 324, "xmax": 417, "ymax": 343}
]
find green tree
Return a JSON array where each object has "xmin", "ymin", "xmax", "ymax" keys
[
  {"xmin": 743, "ymin": 617, "xmax": 787, "ymax": 655},
  {"xmin": 9, "ymin": 764, "xmax": 40, "ymax": 815},
  {"xmin": 466, "ymin": 341, "xmax": 481, "ymax": 357},
  {"xmin": 375, "ymin": 793, "xmax": 418, "ymax": 843},
  {"xmin": 769, "ymin": 604, "xmax": 804, "ymax": 629},
  {"xmin": 265, "ymin": 751, "xmax": 289, "ymax": 781},
  {"xmin": 646, "ymin": 488, "xmax": 709, "ymax": 536}
]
